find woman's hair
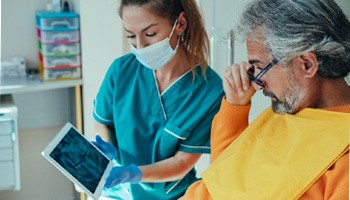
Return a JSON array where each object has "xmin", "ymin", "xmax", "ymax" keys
[
  {"xmin": 237, "ymin": 0, "xmax": 350, "ymax": 78},
  {"xmin": 119, "ymin": 0, "xmax": 210, "ymax": 74}
]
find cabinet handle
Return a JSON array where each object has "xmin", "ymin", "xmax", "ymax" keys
[
  {"xmin": 12, "ymin": 132, "xmax": 16, "ymax": 142},
  {"xmin": 210, "ymin": 28, "xmax": 235, "ymax": 68},
  {"xmin": 210, "ymin": 26, "xmax": 215, "ymax": 68},
  {"xmin": 227, "ymin": 30, "xmax": 235, "ymax": 66},
  {"xmin": 50, "ymin": 21, "xmax": 71, "ymax": 29}
]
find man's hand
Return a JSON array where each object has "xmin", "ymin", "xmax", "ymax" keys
[{"xmin": 223, "ymin": 62, "xmax": 256, "ymax": 105}]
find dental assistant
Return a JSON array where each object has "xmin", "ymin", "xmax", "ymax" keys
[{"xmin": 92, "ymin": 0, "xmax": 224, "ymax": 199}]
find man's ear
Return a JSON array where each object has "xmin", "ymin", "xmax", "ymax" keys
[{"xmin": 298, "ymin": 53, "xmax": 319, "ymax": 78}]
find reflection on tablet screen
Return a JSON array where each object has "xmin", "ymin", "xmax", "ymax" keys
[{"xmin": 49, "ymin": 127, "xmax": 109, "ymax": 193}]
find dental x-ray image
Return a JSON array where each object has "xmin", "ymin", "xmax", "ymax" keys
[{"xmin": 42, "ymin": 123, "xmax": 113, "ymax": 199}]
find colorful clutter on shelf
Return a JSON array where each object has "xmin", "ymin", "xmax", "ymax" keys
[{"xmin": 36, "ymin": 12, "xmax": 81, "ymax": 81}]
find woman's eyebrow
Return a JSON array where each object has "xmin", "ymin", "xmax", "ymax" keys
[
  {"xmin": 141, "ymin": 23, "xmax": 158, "ymax": 32},
  {"xmin": 124, "ymin": 23, "xmax": 158, "ymax": 33}
]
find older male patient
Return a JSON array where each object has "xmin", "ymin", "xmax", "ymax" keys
[{"xmin": 181, "ymin": 0, "xmax": 350, "ymax": 199}]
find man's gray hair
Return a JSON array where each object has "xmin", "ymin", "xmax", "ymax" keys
[{"xmin": 237, "ymin": 0, "xmax": 350, "ymax": 78}]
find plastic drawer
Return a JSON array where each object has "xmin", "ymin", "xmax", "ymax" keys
[
  {"xmin": 36, "ymin": 12, "xmax": 79, "ymax": 31},
  {"xmin": 39, "ymin": 42, "xmax": 80, "ymax": 56},
  {"xmin": 38, "ymin": 52, "xmax": 80, "ymax": 68},
  {"xmin": 37, "ymin": 28, "xmax": 80, "ymax": 44},
  {"xmin": 43, "ymin": 68, "xmax": 81, "ymax": 80}
]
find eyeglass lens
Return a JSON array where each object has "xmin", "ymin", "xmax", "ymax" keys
[{"xmin": 247, "ymin": 59, "xmax": 278, "ymax": 87}]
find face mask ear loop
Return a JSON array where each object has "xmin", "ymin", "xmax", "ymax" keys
[
  {"xmin": 168, "ymin": 18, "xmax": 180, "ymax": 51},
  {"xmin": 169, "ymin": 18, "xmax": 178, "ymax": 39},
  {"xmin": 174, "ymin": 32, "xmax": 183, "ymax": 51}
]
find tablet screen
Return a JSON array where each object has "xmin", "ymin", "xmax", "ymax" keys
[{"xmin": 42, "ymin": 123, "xmax": 113, "ymax": 199}]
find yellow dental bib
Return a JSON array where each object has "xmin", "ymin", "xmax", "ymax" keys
[{"xmin": 202, "ymin": 107, "xmax": 350, "ymax": 200}]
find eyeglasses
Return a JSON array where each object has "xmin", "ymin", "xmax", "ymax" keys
[{"xmin": 248, "ymin": 59, "xmax": 279, "ymax": 88}]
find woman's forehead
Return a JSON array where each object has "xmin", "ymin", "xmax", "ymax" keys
[{"xmin": 122, "ymin": 5, "xmax": 169, "ymax": 30}]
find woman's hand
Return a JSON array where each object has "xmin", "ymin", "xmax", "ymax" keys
[
  {"xmin": 105, "ymin": 164, "xmax": 143, "ymax": 188},
  {"xmin": 93, "ymin": 135, "xmax": 117, "ymax": 160}
]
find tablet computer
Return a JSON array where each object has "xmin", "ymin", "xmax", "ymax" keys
[{"xmin": 42, "ymin": 122, "xmax": 113, "ymax": 200}]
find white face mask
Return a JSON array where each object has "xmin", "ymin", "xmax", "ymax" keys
[{"xmin": 130, "ymin": 19, "xmax": 180, "ymax": 70}]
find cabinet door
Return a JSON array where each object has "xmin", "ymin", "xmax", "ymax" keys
[
  {"xmin": 0, "ymin": 148, "xmax": 13, "ymax": 161},
  {"xmin": 0, "ymin": 117, "xmax": 18, "ymax": 189},
  {"xmin": 0, "ymin": 135, "xmax": 13, "ymax": 148},
  {"xmin": 0, "ymin": 119, "xmax": 13, "ymax": 135},
  {"xmin": 0, "ymin": 119, "xmax": 14, "ymax": 148},
  {"xmin": 0, "ymin": 162, "xmax": 15, "ymax": 189}
]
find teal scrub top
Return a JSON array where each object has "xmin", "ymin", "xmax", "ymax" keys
[{"xmin": 93, "ymin": 53, "xmax": 224, "ymax": 200}]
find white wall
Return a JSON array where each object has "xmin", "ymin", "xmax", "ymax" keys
[
  {"xmin": 75, "ymin": 0, "xmax": 125, "ymax": 140},
  {"xmin": 336, "ymin": 0, "xmax": 350, "ymax": 16},
  {"xmin": 2, "ymin": 0, "xmax": 49, "ymax": 69}
]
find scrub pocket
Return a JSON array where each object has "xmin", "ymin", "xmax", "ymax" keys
[{"xmin": 158, "ymin": 122, "xmax": 190, "ymax": 159}]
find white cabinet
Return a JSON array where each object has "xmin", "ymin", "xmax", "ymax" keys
[{"xmin": 0, "ymin": 95, "xmax": 20, "ymax": 191}]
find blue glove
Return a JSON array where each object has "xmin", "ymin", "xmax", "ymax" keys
[
  {"xmin": 105, "ymin": 164, "xmax": 143, "ymax": 188},
  {"xmin": 92, "ymin": 135, "xmax": 117, "ymax": 160}
]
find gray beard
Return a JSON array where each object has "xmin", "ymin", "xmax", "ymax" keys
[
  {"xmin": 262, "ymin": 65, "xmax": 305, "ymax": 114},
  {"xmin": 263, "ymin": 84, "xmax": 304, "ymax": 115},
  {"xmin": 271, "ymin": 99, "xmax": 294, "ymax": 114}
]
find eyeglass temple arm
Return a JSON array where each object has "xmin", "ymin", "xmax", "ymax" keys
[{"xmin": 255, "ymin": 59, "xmax": 279, "ymax": 79}]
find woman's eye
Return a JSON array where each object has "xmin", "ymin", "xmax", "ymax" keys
[
  {"xmin": 126, "ymin": 35, "xmax": 136, "ymax": 39},
  {"xmin": 145, "ymin": 33, "xmax": 156, "ymax": 37}
]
